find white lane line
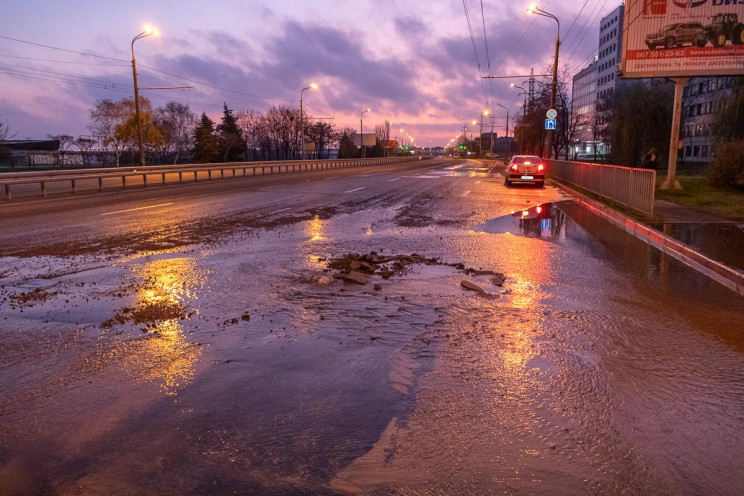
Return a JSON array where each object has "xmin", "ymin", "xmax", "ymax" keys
[
  {"xmin": 274, "ymin": 207, "xmax": 290, "ymax": 213},
  {"xmin": 388, "ymin": 178, "xmax": 401, "ymax": 182},
  {"xmin": 344, "ymin": 187, "xmax": 366, "ymax": 193},
  {"xmin": 460, "ymin": 190, "xmax": 471, "ymax": 197},
  {"xmin": 100, "ymin": 203, "xmax": 174, "ymax": 216},
  {"xmin": 475, "ymin": 180, "xmax": 482, "ymax": 184},
  {"xmin": 324, "ymin": 176, "xmax": 340, "ymax": 180}
]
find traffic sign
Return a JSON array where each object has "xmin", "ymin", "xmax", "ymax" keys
[
  {"xmin": 545, "ymin": 118, "xmax": 556, "ymax": 130},
  {"xmin": 546, "ymin": 108, "xmax": 557, "ymax": 119}
]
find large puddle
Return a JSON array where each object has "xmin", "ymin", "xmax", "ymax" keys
[{"xmin": 1, "ymin": 190, "xmax": 743, "ymax": 495}]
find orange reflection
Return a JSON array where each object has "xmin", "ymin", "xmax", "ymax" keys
[
  {"xmin": 306, "ymin": 215, "xmax": 325, "ymax": 242},
  {"xmin": 121, "ymin": 257, "xmax": 203, "ymax": 395}
]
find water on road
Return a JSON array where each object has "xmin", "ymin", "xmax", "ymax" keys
[{"xmin": 1, "ymin": 161, "xmax": 742, "ymax": 495}]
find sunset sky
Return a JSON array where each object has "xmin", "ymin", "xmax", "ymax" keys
[{"xmin": 0, "ymin": 0, "xmax": 615, "ymax": 146}]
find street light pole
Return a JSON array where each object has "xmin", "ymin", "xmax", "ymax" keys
[
  {"xmin": 131, "ymin": 26, "xmax": 157, "ymax": 168},
  {"xmin": 360, "ymin": 108, "xmax": 370, "ymax": 158},
  {"xmin": 527, "ymin": 4, "xmax": 560, "ymax": 159},
  {"xmin": 478, "ymin": 110, "xmax": 488, "ymax": 156},
  {"xmin": 496, "ymin": 102, "xmax": 509, "ymax": 144},
  {"xmin": 300, "ymin": 83, "xmax": 318, "ymax": 160},
  {"xmin": 511, "ymin": 84, "xmax": 528, "ymax": 153}
]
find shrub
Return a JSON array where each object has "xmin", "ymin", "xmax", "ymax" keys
[{"xmin": 708, "ymin": 140, "xmax": 744, "ymax": 190}]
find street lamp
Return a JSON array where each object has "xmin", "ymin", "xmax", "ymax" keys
[
  {"xmin": 299, "ymin": 83, "xmax": 318, "ymax": 159},
  {"xmin": 527, "ymin": 4, "xmax": 559, "ymax": 159},
  {"xmin": 360, "ymin": 108, "xmax": 371, "ymax": 158},
  {"xmin": 131, "ymin": 25, "xmax": 158, "ymax": 167}
]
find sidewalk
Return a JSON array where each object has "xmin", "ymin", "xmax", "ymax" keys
[{"xmin": 550, "ymin": 180, "xmax": 744, "ymax": 296}]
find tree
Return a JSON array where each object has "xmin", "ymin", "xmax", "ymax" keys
[
  {"xmin": 0, "ymin": 120, "xmax": 17, "ymax": 142},
  {"xmin": 306, "ymin": 121, "xmax": 340, "ymax": 159},
  {"xmin": 236, "ymin": 109, "xmax": 262, "ymax": 160},
  {"xmin": 608, "ymin": 80, "xmax": 674, "ymax": 167},
  {"xmin": 713, "ymin": 76, "xmax": 744, "ymax": 142},
  {"xmin": 89, "ymin": 99, "xmax": 128, "ymax": 166},
  {"xmin": 0, "ymin": 120, "xmax": 16, "ymax": 167},
  {"xmin": 156, "ymin": 101, "xmax": 196, "ymax": 164},
  {"xmin": 192, "ymin": 113, "xmax": 218, "ymax": 163},
  {"xmin": 114, "ymin": 97, "xmax": 163, "ymax": 164},
  {"xmin": 338, "ymin": 129, "xmax": 358, "ymax": 159},
  {"xmin": 217, "ymin": 104, "xmax": 244, "ymax": 162},
  {"xmin": 47, "ymin": 134, "xmax": 75, "ymax": 167},
  {"xmin": 74, "ymin": 137, "xmax": 97, "ymax": 166}
]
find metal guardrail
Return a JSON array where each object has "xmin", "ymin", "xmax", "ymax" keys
[
  {"xmin": 0, "ymin": 157, "xmax": 420, "ymax": 201},
  {"xmin": 546, "ymin": 159, "xmax": 656, "ymax": 216}
]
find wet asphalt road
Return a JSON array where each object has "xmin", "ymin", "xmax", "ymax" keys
[{"xmin": 1, "ymin": 158, "xmax": 743, "ymax": 495}]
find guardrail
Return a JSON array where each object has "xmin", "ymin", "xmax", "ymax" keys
[
  {"xmin": 546, "ymin": 159, "xmax": 656, "ymax": 216},
  {"xmin": 0, "ymin": 157, "xmax": 420, "ymax": 201}
]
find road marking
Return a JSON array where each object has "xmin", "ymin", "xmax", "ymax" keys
[
  {"xmin": 324, "ymin": 176, "xmax": 340, "ymax": 180},
  {"xmin": 274, "ymin": 207, "xmax": 290, "ymax": 213},
  {"xmin": 475, "ymin": 180, "xmax": 482, "ymax": 184},
  {"xmin": 388, "ymin": 178, "xmax": 401, "ymax": 182},
  {"xmin": 100, "ymin": 203, "xmax": 174, "ymax": 216},
  {"xmin": 460, "ymin": 190, "xmax": 471, "ymax": 197},
  {"xmin": 345, "ymin": 187, "xmax": 366, "ymax": 193}
]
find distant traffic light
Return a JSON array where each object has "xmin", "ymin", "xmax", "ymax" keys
[
  {"xmin": 404, "ymin": 146, "xmax": 409, "ymax": 150},
  {"xmin": 458, "ymin": 144, "xmax": 464, "ymax": 149}
]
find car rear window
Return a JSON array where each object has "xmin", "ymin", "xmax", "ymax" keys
[{"xmin": 512, "ymin": 156, "xmax": 541, "ymax": 164}]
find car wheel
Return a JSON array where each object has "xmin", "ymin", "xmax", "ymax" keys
[
  {"xmin": 537, "ymin": 181, "xmax": 544, "ymax": 188},
  {"xmin": 665, "ymin": 37, "xmax": 676, "ymax": 49},
  {"xmin": 646, "ymin": 43, "xmax": 656, "ymax": 49},
  {"xmin": 712, "ymin": 33, "xmax": 726, "ymax": 47},
  {"xmin": 694, "ymin": 37, "xmax": 707, "ymax": 47}
]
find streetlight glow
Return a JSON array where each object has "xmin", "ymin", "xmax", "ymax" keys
[{"xmin": 527, "ymin": 4, "xmax": 538, "ymax": 13}]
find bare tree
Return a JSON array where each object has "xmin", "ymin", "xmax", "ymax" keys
[
  {"xmin": 156, "ymin": 101, "xmax": 196, "ymax": 164},
  {"xmin": 0, "ymin": 120, "xmax": 17, "ymax": 142},
  {"xmin": 89, "ymin": 99, "xmax": 128, "ymax": 166},
  {"xmin": 47, "ymin": 134, "xmax": 75, "ymax": 167}
]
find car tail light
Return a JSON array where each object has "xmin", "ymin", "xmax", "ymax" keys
[
  {"xmin": 537, "ymin": 163, "xmax": 544, "ymax": 171},
  {"xmin": 511, "ymin": 163, "xmax": 519, "ymax": 171},
  {"xmin": 536, "ymin": 206, "xmax": 542, "ymax": 214}
]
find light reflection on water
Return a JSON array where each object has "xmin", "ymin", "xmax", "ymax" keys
[
  {"xmin": 124, "ymin": 319, "xmax": 201, "ymax": 396},
  {"xmin": 123, "ymin": 257, "xmax": 205, "ymax": 395}
]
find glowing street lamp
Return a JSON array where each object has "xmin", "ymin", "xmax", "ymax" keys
[
  {"xmin": 131, "ymin": 25, "xmax": 158, "ymax": 167},
  {"xmin": 527, "ymin": 4, "xmax": 560, "ymax": 158},
  {"xmin": 299, "ymin": 83, "xmax": 318, "ymax": 159}
]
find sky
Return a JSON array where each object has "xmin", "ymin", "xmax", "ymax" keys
[{"xmin": 0, "ymin": 0, "xmax": 619, "ymax": 147}]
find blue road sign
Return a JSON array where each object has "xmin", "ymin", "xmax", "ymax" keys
[{"xmin": 545, "ymin": 118, "xmax": 556, "ymax": 130}]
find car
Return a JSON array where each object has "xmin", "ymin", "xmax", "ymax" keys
[
  {"xmin": 645, "ymin": 22, "xmax": 706, "ymax": 49},
  {"xmin": 504, "ymin": 155, "xmax": 545, "ymax": 187}
]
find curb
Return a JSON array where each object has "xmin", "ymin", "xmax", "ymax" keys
[{"xmin": 549, "ymin": 179, "xmax": 744, "ymax": 297}]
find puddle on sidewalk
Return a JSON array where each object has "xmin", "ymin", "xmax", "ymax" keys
[{"xmin": 649, "ymin": 222, "xmax": 744, "ymax": 271}]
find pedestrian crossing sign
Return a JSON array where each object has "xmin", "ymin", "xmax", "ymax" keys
[{"xmin": 545, "ymin": 118, "xmax": 556, "ymax": 130}]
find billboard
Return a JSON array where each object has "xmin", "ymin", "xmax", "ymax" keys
[
  {"xmin": 380, "ymin": 140, "xmax": 398, "ymax": 149},
  {"xmin": 620, "ymin": 0, "xmax": 744, "ymax": 78},
  {"xmin": 353, "ymin": 133, "xmax": 377, "ymax": 146}
]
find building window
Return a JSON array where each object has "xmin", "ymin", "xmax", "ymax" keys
[
  {"xmin": 702, "ymin": 145, "xmax": 708, "ymax": 157},
  {"xmin": 686, "ymin": 146, "xmax": 692, "ymax": 157},
  {"xmin": 693, "ymin": 145, "xmax": 699, "ymax": 157}
]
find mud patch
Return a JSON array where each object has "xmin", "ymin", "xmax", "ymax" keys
[
  {"xmin": 7, "ymin": 288, "xmax": 60, "ymax": 309},
  {"xmin": 101, "ymin": 301, "xmax": 189, "ymax": 329}
]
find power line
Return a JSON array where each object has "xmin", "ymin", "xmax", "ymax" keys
[{"xmin": 0, "ymin": 35, "xmax": 127, "ymax": 62}]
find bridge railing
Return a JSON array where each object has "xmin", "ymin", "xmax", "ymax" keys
[
  {"xmin": 546, "ymin": 159, "xmax": 656, "ymax": 216},
  {"xmin": 0, "ymin": 157, "xmax": 423, "ymax": 201}
]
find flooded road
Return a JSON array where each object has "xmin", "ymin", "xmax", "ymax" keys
[{"xmin": 1, "ymin": 159, "xmax": 743, "ymax": 495}]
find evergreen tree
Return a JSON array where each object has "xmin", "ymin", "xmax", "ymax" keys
[
  {"xmin": 217, "ymin": 104, "xmax": 244, "ymax": 162},
  {"xmin": 192, "ymin": 113, "xmax": 218, "ymax": 163},
  {"xmin": 338, "ymin": 131, "xmax": 358, "ymax": 159}
]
